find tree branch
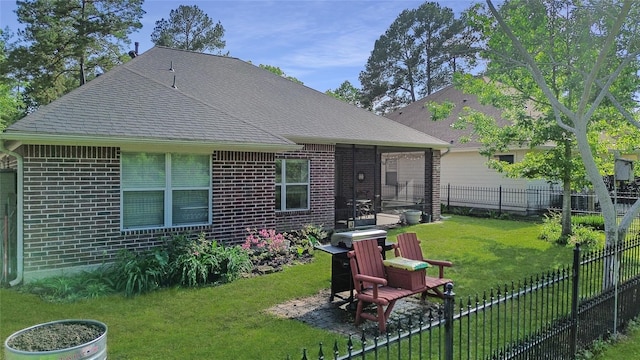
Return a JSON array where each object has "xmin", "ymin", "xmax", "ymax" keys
[{"xmin": 486, "ymin": 0, "xmax": 576, "ymax": 128}]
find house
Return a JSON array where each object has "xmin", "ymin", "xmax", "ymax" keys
[
  {"xmin": 384, "ymin": 84, "xmax": 554, "ymax": 214},
  {"xmin": 0, "ymin": 47, "xmax": 448, "ymax": 284}
]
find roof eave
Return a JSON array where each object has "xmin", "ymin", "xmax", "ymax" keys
[
  {"xmin": 287, "ymin": 136, "xmax": 450, "ymax": 150},
  {"xmin": 0, "ymin": 133, "xmax": 302, "ymax": 153}
]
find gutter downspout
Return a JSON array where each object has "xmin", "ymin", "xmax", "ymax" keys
[{"xmin": 0, "ymin": 141, "xmax": 23, "ymax": 286}]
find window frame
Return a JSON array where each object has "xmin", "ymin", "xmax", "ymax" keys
[
  {"xmin": 121, "ymin": 152, "xmax": 212, "ymax": 230},
  {"xmin": 495, "ymin": 154, "xmax": 515, "ymax": 164},
  {"xmin": 276, "ymin": 158, "xmax": 310, "ymax": 212}
]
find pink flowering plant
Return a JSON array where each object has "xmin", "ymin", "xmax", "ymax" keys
[
  {"xmin": 241, "ymin": 225, "xmax": 327, "ymax": 273},
  {"xmin": 242, "ymin": 228, "xmax": 288, "ymax": 253}
]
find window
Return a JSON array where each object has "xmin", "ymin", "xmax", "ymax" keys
[
  {"xmin": 121, "ymin": 153, "xmax": 211, "ymax": 229},
  {"xmin": 495, "ymin": 154, "xmax": 515, "ymax": 164},
  {"xmin": 276, "ymin": 159, "xmax": 309, "ymax": 211},
  {"xmin": 385, "ymin": 158, "xmax": 398, "ymax": 185}
]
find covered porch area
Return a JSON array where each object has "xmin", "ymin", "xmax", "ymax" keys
[{"xmin": 334, "ymin": 144, "xmax": 440, "ymax": 229}]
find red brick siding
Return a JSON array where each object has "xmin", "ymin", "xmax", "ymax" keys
[
  {"xmin": 211, "ymin": 151, "xmax": 276, "ymax": 245},
  {"xmin": 21, "ymin": 145, "xmax": 123, "ymax": 273},
  {"xmin": 275, "ymin": 144, "xmax": 335, "ymax": 231},
  {"xmin": 17, "ymin": 145, "xmax": 335, "ymax": 275}
]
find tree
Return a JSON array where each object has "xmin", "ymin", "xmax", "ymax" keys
[
  {"xmin": 4, "ymin": 0, "xmax": 144, "ymax": 108},
  {"xmin": 151, "ymin": 5, "xmax": 226, "ymax": 54},
  {"xmin": 448, "ymin": 1, "xmax": 640, "ymax": 240},
  {"xmin": 359, "ymin": 1, "xmax": 478, "ymax": 114},
  {"xmin": 258, "ymin": 64, "xmax": 303, "ymax": 84},
  {"xmin": 325, "ymin": 80, "xmax": 362, "ymax": 107},
  {"xmin": 0, "ymin": 28, "xmax": 24, "ymax": 128},
  {"xmin": 481, "ymin": 0, "xmax": 640, "ymax": 287}
]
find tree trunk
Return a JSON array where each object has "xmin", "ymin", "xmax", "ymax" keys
[{"xmin": 561, "ymin": 139, "xmax": 572, "ymax": 237}]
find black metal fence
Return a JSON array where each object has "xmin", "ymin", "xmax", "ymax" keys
[
  {"xmin": 441, "ymin": 184, "xmax": 640, "ymax": 215},
  {"xmin": 291, "ymin": 236, "xmax": 640, "ymax": 359}
]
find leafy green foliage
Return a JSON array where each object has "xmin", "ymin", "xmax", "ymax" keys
[
  {"xmin": 151, "ymin": 5, "xmax": 226, "ymax": 54},
  {"xmin": 5, "ymin": 0, "xmax": 145, "ymax": 107},
  {"xmin": 0, "ymin": 29, "xmax": 24, "ymax": 127},
  {"xmin": 167, "ymin": 232, "xmax": 251, "ymax": 287},
  {"xmin": 568, "ymin": 226, "xmax": 605, "ymax": 251},
  {"xmin": 539, "ymin": 212, "xmax": 564, "ymax": 243},
  {"xmin": 325, "ymin": 80, "xmax": 362, "ymax": 106},
  {"xmin": 426, "ymin": 100, "xmax": 455, "ymax": 122},
  {"xmin": 285, "ymin": 224, "xmax": 327, "ymax": 257},
  {"xmin": 112, "ymin": 247, "xmax": 169, "ymax": 297},
  {"xmin": 572, "ymin": 215, "xmax": 605, "ymax": 231},
  {"xmin": 18, "ymin": 265, "xmax": 116, "ymax": 302},
  {"xmin": 539, "ymin": 212, "xmax": 605, "ymax": 250},
  {"xmin": 258, "ymin": 64, "xmax": 303, "ymax": 84},
  {"xmin": 359, "ymin": 1, "xmax": 477, "ymax": 113},
  {"xmin": 475, "ymin": 0, "xmax": 640, "ymax": 253}
]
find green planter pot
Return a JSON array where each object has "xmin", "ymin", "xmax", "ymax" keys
[
  {"xmin": 405, "ymin": 210, "xmax": 422, "ymax": 225},
  {"xmin": 4, "ymin": 319, "xmax": 107, "ymax": 360}
]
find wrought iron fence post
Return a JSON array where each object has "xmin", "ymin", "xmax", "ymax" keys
[
  {"xmin": 498, "ymin": 185, "xmax": 502, "ymax": 215},
  {"xmin": 444, "ymin": 282, "xmax": 455, "ymax": 360},
  {"xmin": 570, "ymin": 244, "xmax": 581, "ymax": 358},
  {"xmin": 447, "ymin": 183, "xmax": 450, "ymax": 211}
]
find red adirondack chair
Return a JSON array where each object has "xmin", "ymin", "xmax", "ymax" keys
[
  {"xmin": 395, "ymin": 232, "xmax": 453, "ymax": 300},
  {"xmin": 348, "ymin": 238, "xmax": 416, "ymax": 332}
]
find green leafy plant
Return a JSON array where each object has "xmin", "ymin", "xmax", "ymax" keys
[
  {"xmin": 285, "ymin": 224, "xmax": 327, "ymax": 257},
  {"xmin": 168, "ymin": 232, "xmax": 252, "ymax": 286},
  {"xmin": 18, "ymin": 264, "xmax": 117, "ymax": 302},
  {"xmin": 112, "ymin": 247, "xmax": 169, "ymax": 297},
  {"xmin": 538, "ymin": 212, "xmax": 564, "ymax": 243},
  {"xmin": 568, "ymin": 225, "xmax": 605, "ymax": 251},
  {"xmin": 213, "ymin": 242, "xmax": 253, "ymax": 283},
  {"xmin": 539, "ymin": 212, "xmax": 606, "ymax": 250},
  {"xmin": 573, "ymin": 214, "xmax": 605, "ymax": 231}
]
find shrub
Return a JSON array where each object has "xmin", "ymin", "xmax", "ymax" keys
[
  {"xmin": 285, "ymin": 224, "xmax": 327, "ymax": 257},
  {"xmin": 19, "ymin": 268, "xmax": 116, "ymax": 303},
  {"xmin": 213, "ymin": 242, "xmax": 253, "ymax": 283},
  {"xmin": 168, "ymin": 232, "xmax": 252, "ymax": 286},
  {"xmin": 573, "ymin": 214, "xmax": 605, "ymax": 231},
  {"xmin": 112, "ymin": 247, "xmax": 169, "ymax": 297},
  {"xmin": 539, "ymin": 212, "xmax": 606, "ymax": 249},
  {"xmin": 568, "ymin": 225, "xmax": 605, "ymax": 251},
  {"xmin": 539, "ymin": 212, "xmax": 563, "ymax": 243},
  {"xmin": 241, "ymin": 227, "xmax": 321, "ymax": 272}
]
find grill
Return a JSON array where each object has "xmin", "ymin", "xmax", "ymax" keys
[{"xmin": 316, "ymin": 229, "xmax": 391, "ymax": 303}]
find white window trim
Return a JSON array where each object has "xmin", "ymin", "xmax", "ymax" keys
[
  {"xmin": 276, "ymin": 159, "xmax": 310, "ymax": 212},
  {"xmin": 121, "ymin": 153, "xmax": 212, "ymax": 231}
]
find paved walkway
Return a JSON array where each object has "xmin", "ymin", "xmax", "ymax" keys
[{"xmin": 266, "ymin": 289, "xmax": 440, "ymax": 337}]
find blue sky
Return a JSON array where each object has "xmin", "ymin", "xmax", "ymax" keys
[{"xmin": 0, "ymin": 0, "xmax": 476, "ymax": 92}]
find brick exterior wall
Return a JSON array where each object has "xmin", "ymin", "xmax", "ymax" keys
[
  {"xmin": 20, "ymin": 145, "xmax": 123, "ymax": 275},
  {"xmin": 275, "ymin": 144, "xmax": 335, "ymax": 231},
  {"xmin": 14, "ymin": 144, "xmax": 337, "ymax": 278},
  {"xmin": 211, "ymin": 151, "xmax": 276, "ymax": 245}
]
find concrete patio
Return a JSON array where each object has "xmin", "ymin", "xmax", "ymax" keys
[{"xmin": 266, "ymin": 289, "xmax": 440, "ymax": 337}]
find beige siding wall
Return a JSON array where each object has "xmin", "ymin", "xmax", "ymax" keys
[{"xmin": 441, "ymin": 150, "xmax": 548, "ymax": 189}]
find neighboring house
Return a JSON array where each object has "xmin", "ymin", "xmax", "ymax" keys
[
  {"xmin": 384, "ymin": 84, "xmax": 555, "ymax": 214},
  {"xmin": 0, "ymin": 47, "xmax": 448, "ymax": 284}
]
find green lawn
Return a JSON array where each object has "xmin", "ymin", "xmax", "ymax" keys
[
  {"xmin": 594, "ymin": 325, "xmax": 640, "ymax": 359},
  {"xmin": 0, "ymin": 215, "xmax": 611, "ymax": 359}
]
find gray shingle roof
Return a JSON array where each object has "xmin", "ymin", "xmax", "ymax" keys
[
  {"xmin": 385, "ymin": 83, "xmax": 511, "ymax": 149},
  {"xmin": 4, "ymin": 47, "xmax": 448, "ymax": 150}
]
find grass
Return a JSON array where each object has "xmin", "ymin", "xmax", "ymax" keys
[
  {"xmin": 0, "ymin": 215, "xmax": 597, "ymax": 359},
  {"xmin": 592, "ymin": 323, "xmax": 640, "ymax": 359}
]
